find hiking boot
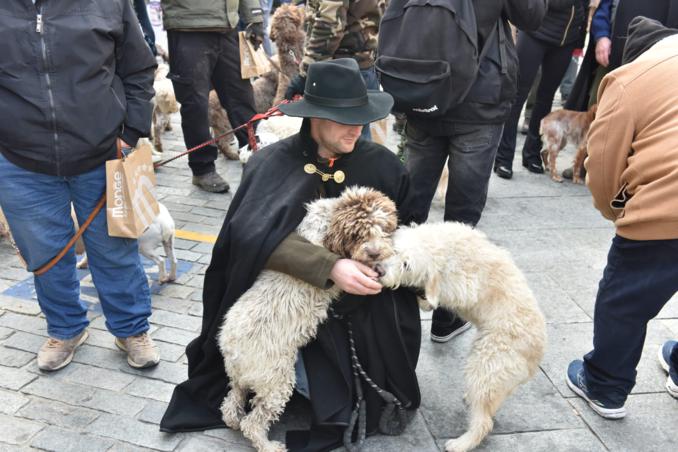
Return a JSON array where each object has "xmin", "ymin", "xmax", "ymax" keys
[
  {"xmin": 115, "ymin": 332, "xmax": 160, "ymax": 369},
  {"xmin": 566, "ymin": 360, "xmax": 627, "ymax": 419},
  {"xmin": 37, "ymin": 329, "xmax": 89, "ymax": 371},
  {"xmin": 430, "ymin": 308, "xmax": 471, "ymax": 343},
  {"xmin": 192, "ymin": 171, "xmax": 230, "ymax": 193},
  {"xmin": 658, "ymin": 340, "xmax": 678, "ymax": 399}
]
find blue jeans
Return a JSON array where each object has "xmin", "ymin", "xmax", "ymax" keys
[
  {"xmin": 0, "ymin": 154, "xmax": 151, "ymax": 340},
  {"xmin": 360, "ymin": 67, "xmax": 380, "ymax": 140},
  {"xmin": 260, "ymin": 0, "xmax": 274, "ymax": 57}
]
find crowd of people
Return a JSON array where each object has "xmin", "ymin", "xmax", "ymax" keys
[{"xmin": 0, "ymin": 0, "xmax": 676, "ymax": 451}]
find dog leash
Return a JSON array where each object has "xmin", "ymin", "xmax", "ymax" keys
[{"xmin": 29, "ymin": 102, "xmax": 289, "ymax": 276}]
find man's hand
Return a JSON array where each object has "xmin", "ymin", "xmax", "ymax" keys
[
  {"xmin": 329, "ymin": 259, "xmax": 383, "ymax": 296},
  {"xmin": 284, "ymin": 74, "xmax": 306, "ymax": 100},
  {"xmin": 595, "ymin": 37, "xmax": 612, "ymax": 67},
  {"xmin": 245, "ymin": 22, "xmax": 265, "ymax": 51}
]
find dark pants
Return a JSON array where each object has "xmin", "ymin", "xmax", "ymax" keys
[
  {"xmin": 167, "ymin": 30, "xmax": 256, "ymax": 176},
  {"xmin": 495, "ymin": 33, "xmax": 575, "ymax": 169},
  {"xmin": 583, "ymin": 235, "xmax": 678, "ymax": 406},
  {"xmin": 405, "ymin": 122, "xmax": 503, "ymax": 226}
]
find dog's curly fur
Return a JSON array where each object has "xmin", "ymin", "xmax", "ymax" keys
[
  {"xmin": 217, "ymin": 186, "xmax": 398, "ymax": 452},
  {"xmin": 208, "ymin": 90, "xmax": 239, "ymax": 160},
  {"xmin": 540, "ymin": 104, "xmax": 597, "ymax": 184},
  {"xmin": 0, "ymin": 207, "xmax": 10, "ymax": 241},
  {"xmin": 152, "ymin": 63, "xmax": 180, "ymax": 154},
  {"xmin": 380, "ymin": 222, "xmax": 546, "ymax": 452}
]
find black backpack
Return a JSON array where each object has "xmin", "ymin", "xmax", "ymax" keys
[{"xmin": 375, "ymin": 0, "xmax": 495, "ymax": 118}]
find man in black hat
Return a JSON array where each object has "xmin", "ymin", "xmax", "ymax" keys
[{"xmin": 161, "ymin": 58, "xmax": 421, "ymax": 451}]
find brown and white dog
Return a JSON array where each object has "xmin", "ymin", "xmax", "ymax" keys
[
  {"xmin": 152, "ymin": 63, "xmax": 180, "ymax": 155},
  {"xmin": 539, "ymin": 104, "xmax": 597, "ymax": 184}
]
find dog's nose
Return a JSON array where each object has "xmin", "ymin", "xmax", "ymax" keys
[
  {"xmin": 365, "ymin": 246, "xmax": 381, "ymax": 261},
  {"xmin": 374, "ymin": 263, "xmax": 385, "ymax": 278}
]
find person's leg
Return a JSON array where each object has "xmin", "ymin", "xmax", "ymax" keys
[
  {"xmin": 445, "ymin": 123, "xmax": 503, "ymax": 226},
  {"xmin": 212, "ymin": 29, "xmax": 258, "ymax": 148},
  {"xmin": 403, "ymin": 123, "xmax": 449, "ymax": 224},
  {"xmin": 574, "ymin": 236, "xmax": 678, "ymax": 411},
  {"xmin": 0, "ymin": 153, "xmax": 88, "ymax": 340},
  {"xmin": 359, "ymin": 67, "xmax": 380, "ymax": 140},
  {"xmin": 260, "ymin": 0, "xmax": 273, "ymax": 56},
  {"xmin": 69, "ymin": 163, "xmax": 152, "ymax": 339},
  {"xmin": 522, "ymin": 43, "xmax": 575, "ymax": 168},
  {"xmin": 522, "ymin": 68, "xmax": 541, "ymax": 133},
  {"xmin": 133, "ymin": 0, "xmax": 157, "ymax": 56},
  {"xmin": 559, "ymin": 56, "xmax": 578, "ymax": 103},
  {"xmin": 167, "ymin": 31, "xmax": 220, "ymax": 177},
  {"xmin": 494, "ymin": 33, "xmax": 545, "ymax": 172}
]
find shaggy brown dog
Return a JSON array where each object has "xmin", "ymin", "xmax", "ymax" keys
[
  {"xmin": 218, "ymin": 187, "xmax": 398, "ymax": 452},
  {"xmin": 208, "ymin": 90, "xmax": 239, "ymax": 160},
  {"xmin": 252, "ymin": 4, "xmax": 305, "ymax": 112},
  {"xmin": 539, "ymin": 104, "xmax": 597, "ymax": 184}
]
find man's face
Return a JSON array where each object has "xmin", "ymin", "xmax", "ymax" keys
[{"xmin": 310, "ymin": 118, "xmax": 363, "ymax": 159}]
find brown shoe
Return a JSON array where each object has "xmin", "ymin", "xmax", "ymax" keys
[
  {"xmin": 115, "ymin": 332, "xmax": 160, "ymax": 369},
  {"xmin": 37, "ymin": 330, "xmax": 89, "ymax": 371},
  {"xmin": 192, "ymin": 171, "xmax": 230, "ymax": 193}
]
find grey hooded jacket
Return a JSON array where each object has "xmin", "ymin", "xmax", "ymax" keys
[{"xmin": 0, "ymin": 0, "xmax": 156, "ymax": 177}]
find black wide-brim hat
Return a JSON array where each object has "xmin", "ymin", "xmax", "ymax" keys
[{"xmin": 279, "ymin": 58, "xmax": 394, "ymax": 125}]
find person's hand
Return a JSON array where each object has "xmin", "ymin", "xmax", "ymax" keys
[
  {"xmin": 245, "ymin": 22, "xmax": 265, "ymax": 51},
  {"xmin": 595, "ymin": 37, "xmax": 612, "ymax": 67},
  {"xmin": 284, "ymin": 74, "xmax": 306, "ymax": 100},
  {"xmin": 329, "ymin": 259, "xmax": 383, "ymax": 296}
]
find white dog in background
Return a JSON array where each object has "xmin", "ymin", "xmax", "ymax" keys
[
  {"xmin": 379, "ymin": 222, "xmax": 547, "ymax": 452},
  {"xmin": 77, "ymin": 203, "xmax": 177, "ymax": 284}
]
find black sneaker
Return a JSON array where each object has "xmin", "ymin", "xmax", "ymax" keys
[
  {"xmin": 566, "ymin": 360, "xmax": 626, "ymax": 419},
  {"xmin": 430, "ymin": 309, "xmax": 471, "ymax": 343},
  {"xmin": 494, "ymin": 165, "xmax": 513, "ymax": 180},
  {"xmin": 522, "ymin": 159, "xmax": 544, "ymax": 174}
]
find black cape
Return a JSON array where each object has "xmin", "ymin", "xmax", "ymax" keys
[
  {"xmin": 565, "ymin": 0, "xmax": 678, "ymax": 111},
  {"xmin": 160, "ymin": 121, "xmax": 421, "ymax": 451}
]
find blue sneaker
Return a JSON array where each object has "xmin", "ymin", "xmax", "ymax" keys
[
  {"xmin": 657, "ymin": 341, "xmax": 678, "ymax": 399},
  {"xmin": 566, "ymin": 360, "xmax": 627, "ymax": 419}
]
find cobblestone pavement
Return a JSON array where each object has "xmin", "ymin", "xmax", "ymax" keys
[{"xmin": 1, "ymin": 113, "xmax": 676, "ymax": 452}]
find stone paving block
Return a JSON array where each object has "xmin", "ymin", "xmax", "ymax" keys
[
  {"xmin": 0, "ymin": 345, "xmax": 35, "ymax": 367},
  {"xmin": 150, "ymin": 309, "xmax": 201, "ymax": 331},
  {"xmin": 541, "ymin": 321, "xmax": 673, "ymax": 398},
  {"xmin": 150, "ymin": 296, "xmax": 192, "ymax": 314},
  {"xmin": 190, "ymin": 242, "xmax": 214, "ymax": 254},
  {"xmin": 0, "ymin": 295, "xmax": 42, "ymax": 315},
  {"xmin": 124, "ymin": 377, "xmax": 175, "ymax": 403},
  {"xmin": 203, "ymin": 427, "xmax": 253, "ymax": 447},
  {"xmin": 0, "ymin": 326, "xmax": 13, "ymax": 340},
  {"xmin": 661, "ymin": 319, "xmax": 678, "ymax": 336},
  {"xmin": 416, "ymin": 329, "xmax": 584, "ymax": 439},
  {"xmin": 82, "ymin": 329, "xmax": 118, "ymax": 350},
  {"xmin": 152, "ymin": 326, "xmax": 196, "ymax": 347},
  {"xmin": 85, "ymin": 413, "xmax": 183, "ymax": 451},
  {"xmin": 39, "ymin": 362, "xmax": 135, "ymax": 392},
  {"xmin": 161, "ymin": 202, "xmax": 193, "ymax": 214},
  {"xmin": 657, "ymin": 292, "xmax": 678, "ymax": 318},
  {"xmin": 188, "ymin": 302, "xmax": 203, "ymax": 318},
  {"xmin": 18, "ymin": 399, "xmax": 100, "ymax": 430},
  {"xmin": 172, "ymin": 238, "xmax": 198, "ymax": 251},
  {"xmin": 358, "ymin": 412, "xmax": 438, "ymax": 452},
  {"xmin": 569, "ymin": 393, "xmax": 678, "ymax": 452},
  {"xmin": 448, "ymin": 428, "xmax": 607, "ymax": 452},
  {"xmin": 0, "ymin": 312, "xmax": 48, "ymax": 336},
  {"xmin": 177, "ymin": 435, "xmax": 254, "ymax": 451},
  {"xmin": 156, "ymin": 284, "xmax": 196, "ymax": 301},
  {"xmin": 189, "ymin": 206, "xmax": 224, "ymax": 218},
  {"xmin": 0, "ymin": 267, "xmax": 32, "ymax": 281},
  {"xmin": 155, "ymin": 340, "xmax": 185, "ymax": 363},
  {"xmin": 21, "ymin": 378, "xmax": 95, "ymax": 406},
  {"xmin": 137, "ymin": 400, "xmax": 168, "ymax": 425},
  {"xmin": 30, "ymin": 426, "xmax": 115, "ymax": 452},
  {"xmin": 524, "ymin": 273, "xmax": 591, "ymax": 325},
  {"xmin": 0, "ymin": 366, "xmax": 38, "ymax": 391},
  {"xmin": 3, "ymin": 331, "xmax": 47, "ymax": 354},
  {"xmin": 173, "ymin": 249, "xmax": 203, "ymax": 262},
  {"xmin": 72, "ymin": 344, "xmax": 127, "ymax": 370},
  {"xmin": 161, "ymin": 195, "xmax": 207, "ymax": 207},
  {"xmin": 0, "ymin": 388, "xmax": 29, "ymax": 415},
  {"xmin": 0, "ymin": 413, "xmax": 44, "ymax": 445},
  {"xmin": 119, "ymin": 360, "xmax": 188, "ymax": 385},
  {"xmin": 80, "ymin": 388, "xmax": 146, "ymax": 417}
]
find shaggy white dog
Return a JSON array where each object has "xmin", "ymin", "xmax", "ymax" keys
[
  {"xmin": 218, "ymin": 186, "xmax": 399, "ymax": 452},
  {"xmin": 379, "ymin": 222, "xmax": 547, "ymax": 452}
]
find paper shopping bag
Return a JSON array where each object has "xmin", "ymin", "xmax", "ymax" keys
[
  {"xmin": 106, "ymin": 145, "xmax": 159, "ymax": 238},
  {"xmin": 239, "ymin": 31, "xmax": 271, "ymax": 79}
]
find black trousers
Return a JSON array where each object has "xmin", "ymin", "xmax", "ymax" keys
[
  {"xmin": 583, "ymin": 235, "xmax": 678, "ymax": 406},
  {"xmin": 495, "ymin": 33, "xmax": 575, "ymax": 169},
  {"xmin": 167, "ymin": 30, "xmax": 256, "ymax": 176}
]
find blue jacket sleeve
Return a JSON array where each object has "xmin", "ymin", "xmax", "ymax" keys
[{"xmin": 591, "ymin": 0, "xmax": 612, "ymax": 41}]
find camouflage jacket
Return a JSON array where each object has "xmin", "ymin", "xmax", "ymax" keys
[{"xmin": 300, "ymin": 0, "xmax": 384, "ymax": 76}]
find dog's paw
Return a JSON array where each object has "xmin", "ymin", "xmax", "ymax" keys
[
  {"xmin": 261, "ymin": 441, "xmax": 287, "ymax": 452},
  {"xmin": 551, "ymin": 175, "xmax": 564, "ymax": 183},
  {"xmin": 76, "ymin": 259, "xmax": 88, "ymax": 269},
  {"xmin": 159, "ymin": 274, "xmax": 176, "ymax": 284},
  {"xmin": 445, "ymin": 438, "xmax": 471, "ymax": 452},
  {"xmin": 572, "ymin": 176, "xmax": 584, "ymax": 185}
]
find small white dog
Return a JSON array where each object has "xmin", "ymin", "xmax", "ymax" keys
[
  {"xmin": 78, "ymin": 202, "xmax": 177, "ymax": 283},
  {"xmin": 379, "ymin": 222, "xmax": 547, "ymax": 452},
  {"xmin": 218, "ymin": 186, "xmax": 398, "ymax": 452}
]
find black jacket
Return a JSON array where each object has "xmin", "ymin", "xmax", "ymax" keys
[
  {"xmin": 528, "ymin": 0, "xmax": 589, "ymax": 47},
  {"xmin": 0, "ymin": 0, "xmax": 156, "ymax": 177},
  {"xmin": 160, "ymin": 121, "xmax": 422, "ymax": 451},
  {"xmin": 411, "ymin": 0, "xmax": 547, "ymax": 132}
]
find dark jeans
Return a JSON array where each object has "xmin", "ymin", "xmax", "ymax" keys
[
  {"xmin": 583, "ymin": 236, "xmax": 678, "ymax": 406},
  {"xmin": 133, "ymin": 0, "xmax": 156, "ymax": 55},
  {"xmin": 405, "ymin": 122, "xmax": 503, "ymax": 226},
  {"xmin": 167, "ymin": 30, "xmax": 257, "ymax": 176},
  {"xmin": 495, "ymin": 33, "xmax": 575, "ymax": 169}
]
